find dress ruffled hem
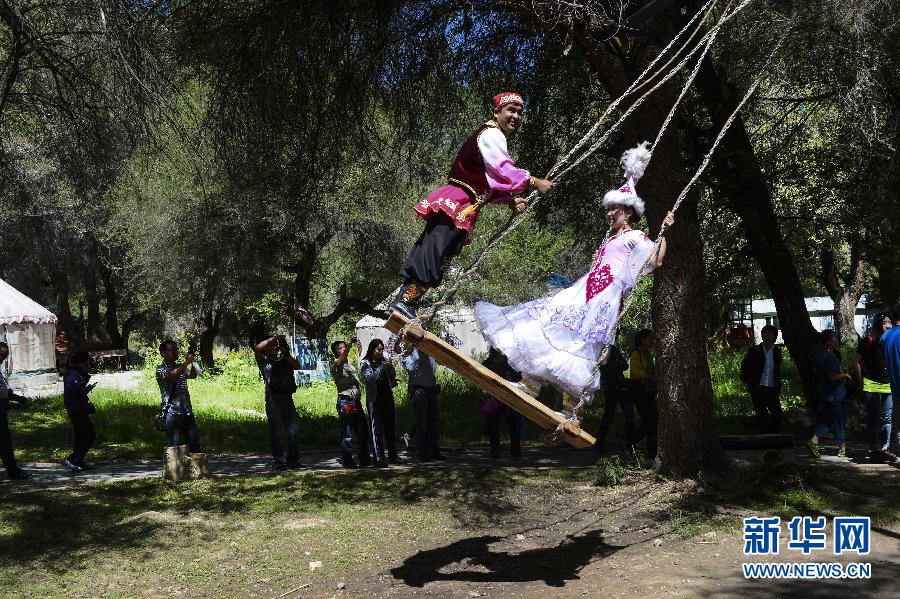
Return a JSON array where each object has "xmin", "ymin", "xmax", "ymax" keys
[{"xmin": 475, "ymin": 300, "xmax": 603, "ymax": 399}]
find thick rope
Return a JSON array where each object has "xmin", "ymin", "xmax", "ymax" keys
[
  {"xmin": 547, "ymin": 0, "xmax": 720, "ymax": 179},
  {"xmin": 408, "ymin": 0, "xmax": 756, "ymax": 335},
  {"xmin": 558, "ymin": 16, "xmax": 798, "ymax": 433},
  {"xmin": 394, "ymin": 1, "xmax": 781, "ymax": 445}
]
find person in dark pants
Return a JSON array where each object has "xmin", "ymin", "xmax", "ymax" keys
[
  {"xmin": 62, "ymin": 350, "xmax": 97, "ymax": 472},
  {"xmin": 361, "ymin": 339, "xmax": 399, "ymax": 467},
  {"xmin": 740, "ymin": 324, "xmax": 783, "ymax": 434},
  {"xmin": 389, "ymin": 92, "xmax": 553, "ymax": 318},
  {"xmin": 331, "ymin": 339, "xmax": 370, "ymax": 468},
  {"xmin": 594, "ymin": 345, "xmax": 637, "ymax": 453},
  {"xmin": 156, "ymin": 339, "xmax": 201, "ymax": 452},
  {"xmin": 629, "ymin": 329, "xmax": 658, "ymax": 457},
  {"xmin": 403, "ymin": 347, "xmax": 443, "ymax": 461},
  {"xmin": 0, "ymin": 342, "xmax": 31, "ymax": 481},
  {"xmin": 481, "ymin": 348, "xmax": 524, "ymax": 460},
  {"xmin": 851, "ymin": 312, "xmax": 896, "ymax": 463},
  {"xmin": 807, "ymin": 329, "xmax": 852, "ymax": 458},
  {"xmin": 255, "ymin": 334, "xmax": 303, "ymax": 470}
]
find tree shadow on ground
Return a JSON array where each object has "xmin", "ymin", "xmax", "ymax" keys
[
  {"xmin": 391, "ymin": 527, "xmax": 621, "ymax": 587},
  {"xmin": 697, "ymin": 558, "xmax": 900, "ymax": 598},
  {"xmin": 0, "ymin": 467, "xmax": 524, "ymax": 570},
  {"xmin": 667, "ymin": 460, "xmax": 900, "ymax": 527}
]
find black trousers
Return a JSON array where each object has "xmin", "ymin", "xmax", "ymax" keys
[
  {"xmin": 165, "ymin": 413, "xmax": 201, "ymax": 453},
  {"xmin": 594, "ymin": 390, "xmax": 636, "ymax": 448},
  {"xmin": 67, "ymin": 411, "xmax": 96, "ymax": 464},
  {"xmin": 265, "ymin": 395, "xmax": 300, "ymax": 465},
  {"xmin": 400, "ymin": 212, "xmax": 466, "ymax": 287},
  {"xmin": 368, "ymin": 393, "xmax": 397, "ymax": 463},
  {"xmin": 749, "ymin": 385, "xmax": 782, "ymax": 434},
  {"xmin": 634, "ymin": 389, "xmax": 658, "ymax": 456},
  {"xmin": 484, "ymin": 409, "xmax": 523, "ymax": 458},
  {"xmin": 338, "ymin": 397, "xmax": 370, "ymax": 465},
  {"xmin": 410, "ymin": 385, "xmax": 440, "ymax": 458},
  {"xmin": 0, "ymin": 407, "xmax": 19, "ymax": 475}
]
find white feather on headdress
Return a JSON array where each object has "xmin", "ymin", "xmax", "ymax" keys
[
  {"xmin": 601, "ymin": 141, "xmax": 653, "ymax": 217},
  {"xmin": 620, "ymin": 141, "xmax": 652, "ymax": 181}
]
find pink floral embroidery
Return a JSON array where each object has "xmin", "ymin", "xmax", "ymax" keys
[{"xmin": 585, "ymin": 264, "xmax": 612, "ymax": 301}]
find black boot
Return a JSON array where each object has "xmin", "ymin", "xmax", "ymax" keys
[{"xmin": 389, "ymin": 281, "xmax": 426, "ymax": 319}]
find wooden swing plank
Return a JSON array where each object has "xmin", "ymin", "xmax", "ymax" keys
[{"xmin": 384, "ymin": 312, "xmax": 597, "ymax": 449}]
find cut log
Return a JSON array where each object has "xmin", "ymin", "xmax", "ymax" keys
[
  {"xmin": 719, "ymin": 434, "xmax": 794, "ymax": 450},
  {"xmin": 187, "ymin": 453, "xmax": 209, "ymax": 479},
  {"xmin": 384, "ymin": 312, "xmax": 596, "ymax": 448},
  {"xmin": 164, "ymin": 445, "xmax": 188, "ymax": 481}
]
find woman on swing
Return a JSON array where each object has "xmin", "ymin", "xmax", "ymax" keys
[{"xmin": 475, "ymin": 142, "xmax": 675, "ymax": 417}]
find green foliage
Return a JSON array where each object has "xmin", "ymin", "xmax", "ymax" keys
[
  {"xmin": 220, "ymin": 350, "xmax": 261, "ymax": 391},
  {"xmin": 593, "ymin": 455, "xmax": 629, "ymax": 487}
]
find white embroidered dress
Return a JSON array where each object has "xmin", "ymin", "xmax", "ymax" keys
[{"xmin": 475, "ymin": 229, "xmax": 657, "ymax": 398}]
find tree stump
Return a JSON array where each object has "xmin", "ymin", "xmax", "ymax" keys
[
  {"xmin": 164, "ymin": 446, "xmax": 210, "ymax": 481},
  {"xmin": 164, "ymin": 445, "xmax": 188, "ymax": 481},
  {"xmin": 187, "ymin": 453, "xmax": 209, "ymax": 479}
]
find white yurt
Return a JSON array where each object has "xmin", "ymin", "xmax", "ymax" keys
[
  {"xmin": 355, "ymin": 306, "xmax": 490, "ymax": 361},
  {"xmin": 0, "ymin": 278, "xmax": 58, "ymax": 389}
]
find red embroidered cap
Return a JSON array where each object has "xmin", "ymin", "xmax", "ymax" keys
[{"xmin": 492, "ymin": 92, "xmax": 525, "ymax": 110}]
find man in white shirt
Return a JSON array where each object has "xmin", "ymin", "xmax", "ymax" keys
[
  {"xmin": 390, "ymin": 92, "xmax": 553, "ymax": 318},
  {"xmin": 740, "ymin": 325, "xmax": 783, "ymax": 434}
]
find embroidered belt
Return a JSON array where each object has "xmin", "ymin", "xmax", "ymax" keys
[{"xmin": 447, "ymin": 177, "xmax": 488, "ymax": 220}]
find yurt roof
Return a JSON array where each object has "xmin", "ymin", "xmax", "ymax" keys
[{"xmin": 0, "ymin": 278, "xmax": 58, "ymax": 326}]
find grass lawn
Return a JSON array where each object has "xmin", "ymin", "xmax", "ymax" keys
[
  {"xmin": 9, "ymin": 348, "xmax": 799, "ymax": 464},
  {"xmin": 1, "ymin": 459, "xmax": 898, "ymax": 598}
]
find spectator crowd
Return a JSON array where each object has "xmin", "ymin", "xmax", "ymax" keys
[{"xmin": 2, "ymin": 303, "xmax": 900, "ymax": 482}]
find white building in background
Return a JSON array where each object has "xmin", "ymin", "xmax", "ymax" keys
[
  {"xmin": 355, "ymin": 306, "xmax": 489, "ymax": 360},
  {"xmin": 750, "ymin": 295, "xmax": 877, "ymax": 342},
  {"xmin": 0, "ymin": 278, "xmax": 58, "ymax": 390}
]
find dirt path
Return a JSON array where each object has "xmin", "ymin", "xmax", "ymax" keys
[
  {"xmin": 1, "ymin": 444, "xmax": 602, "ymax": 487},
  {"xmin": 333, "ymin": 475, "xmax": 900, "ymax": 599}
]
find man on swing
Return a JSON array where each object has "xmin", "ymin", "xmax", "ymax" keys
[{"xmin": 390, "ymin": 92, "xmax": 554, "ymax": 318}]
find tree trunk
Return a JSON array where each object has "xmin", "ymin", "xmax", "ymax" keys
[
  {"xmin": 693, "ymin": 56, "xmax": 821, "ymax": 406},
  {"xmin": 643, "ymin": 114, "xmax": 721, "ymax": 476},
  {"xmin": 500, "ymin": 4, "xmax": 722, "ymax": 475},
  {"xmin": 82, "ymin": 262, "xmax": 102, "ymax": 342},
  {"xmin": 196, "ymin": 281, "xmax": 224, "ymax": 370},
  {"xmin": 573, "ymin": 47, "xmax": 720, "ymax": 474},
  {"xmin": 820, "ymin": 240, "xmax": 866, "ymax": 346},
  {"xmin": 198, "ymin": 318, "xmax": 220, "ymax": 370},
  {"xmin": 98, "ymin": 260, "xmax": 125, "ymax": 347},
  {"xmin": 44, "ymin": 255, "xmax": 81, "ymax": 345}
]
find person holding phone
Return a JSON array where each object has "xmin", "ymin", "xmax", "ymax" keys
[
  {"xmin": 156, "ymin": 339, "xmax": 201, "ymax": 452},
  {"xmin": 360, "ymin": 339, "xmax": 400, "ymax": 466},
  {"xmin": 62, "ymin": 350, "xmax": 98, "ymax": 472}
]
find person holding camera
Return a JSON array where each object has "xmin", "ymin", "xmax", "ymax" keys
[
  {"xmin": 331, "ymin": 338, "xmax": 371, "ymax": 468},
  {"xmin": 62, "ymin": 350, "xmax": 98, "ymax": 472},
  {"xmin": 0, "ymin": 341, "xmax": 31, "ymax": 480},
  {"xmin": 361, "ymin": 338, "xmax": 400, "ymax": 467},
  {"xmin": 156, "ymin": 339, "xmax": 201, "ymax": 452},
  {"xmin": 255, "ymin": 335, "xmax": 303, "ymax": 470}
]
